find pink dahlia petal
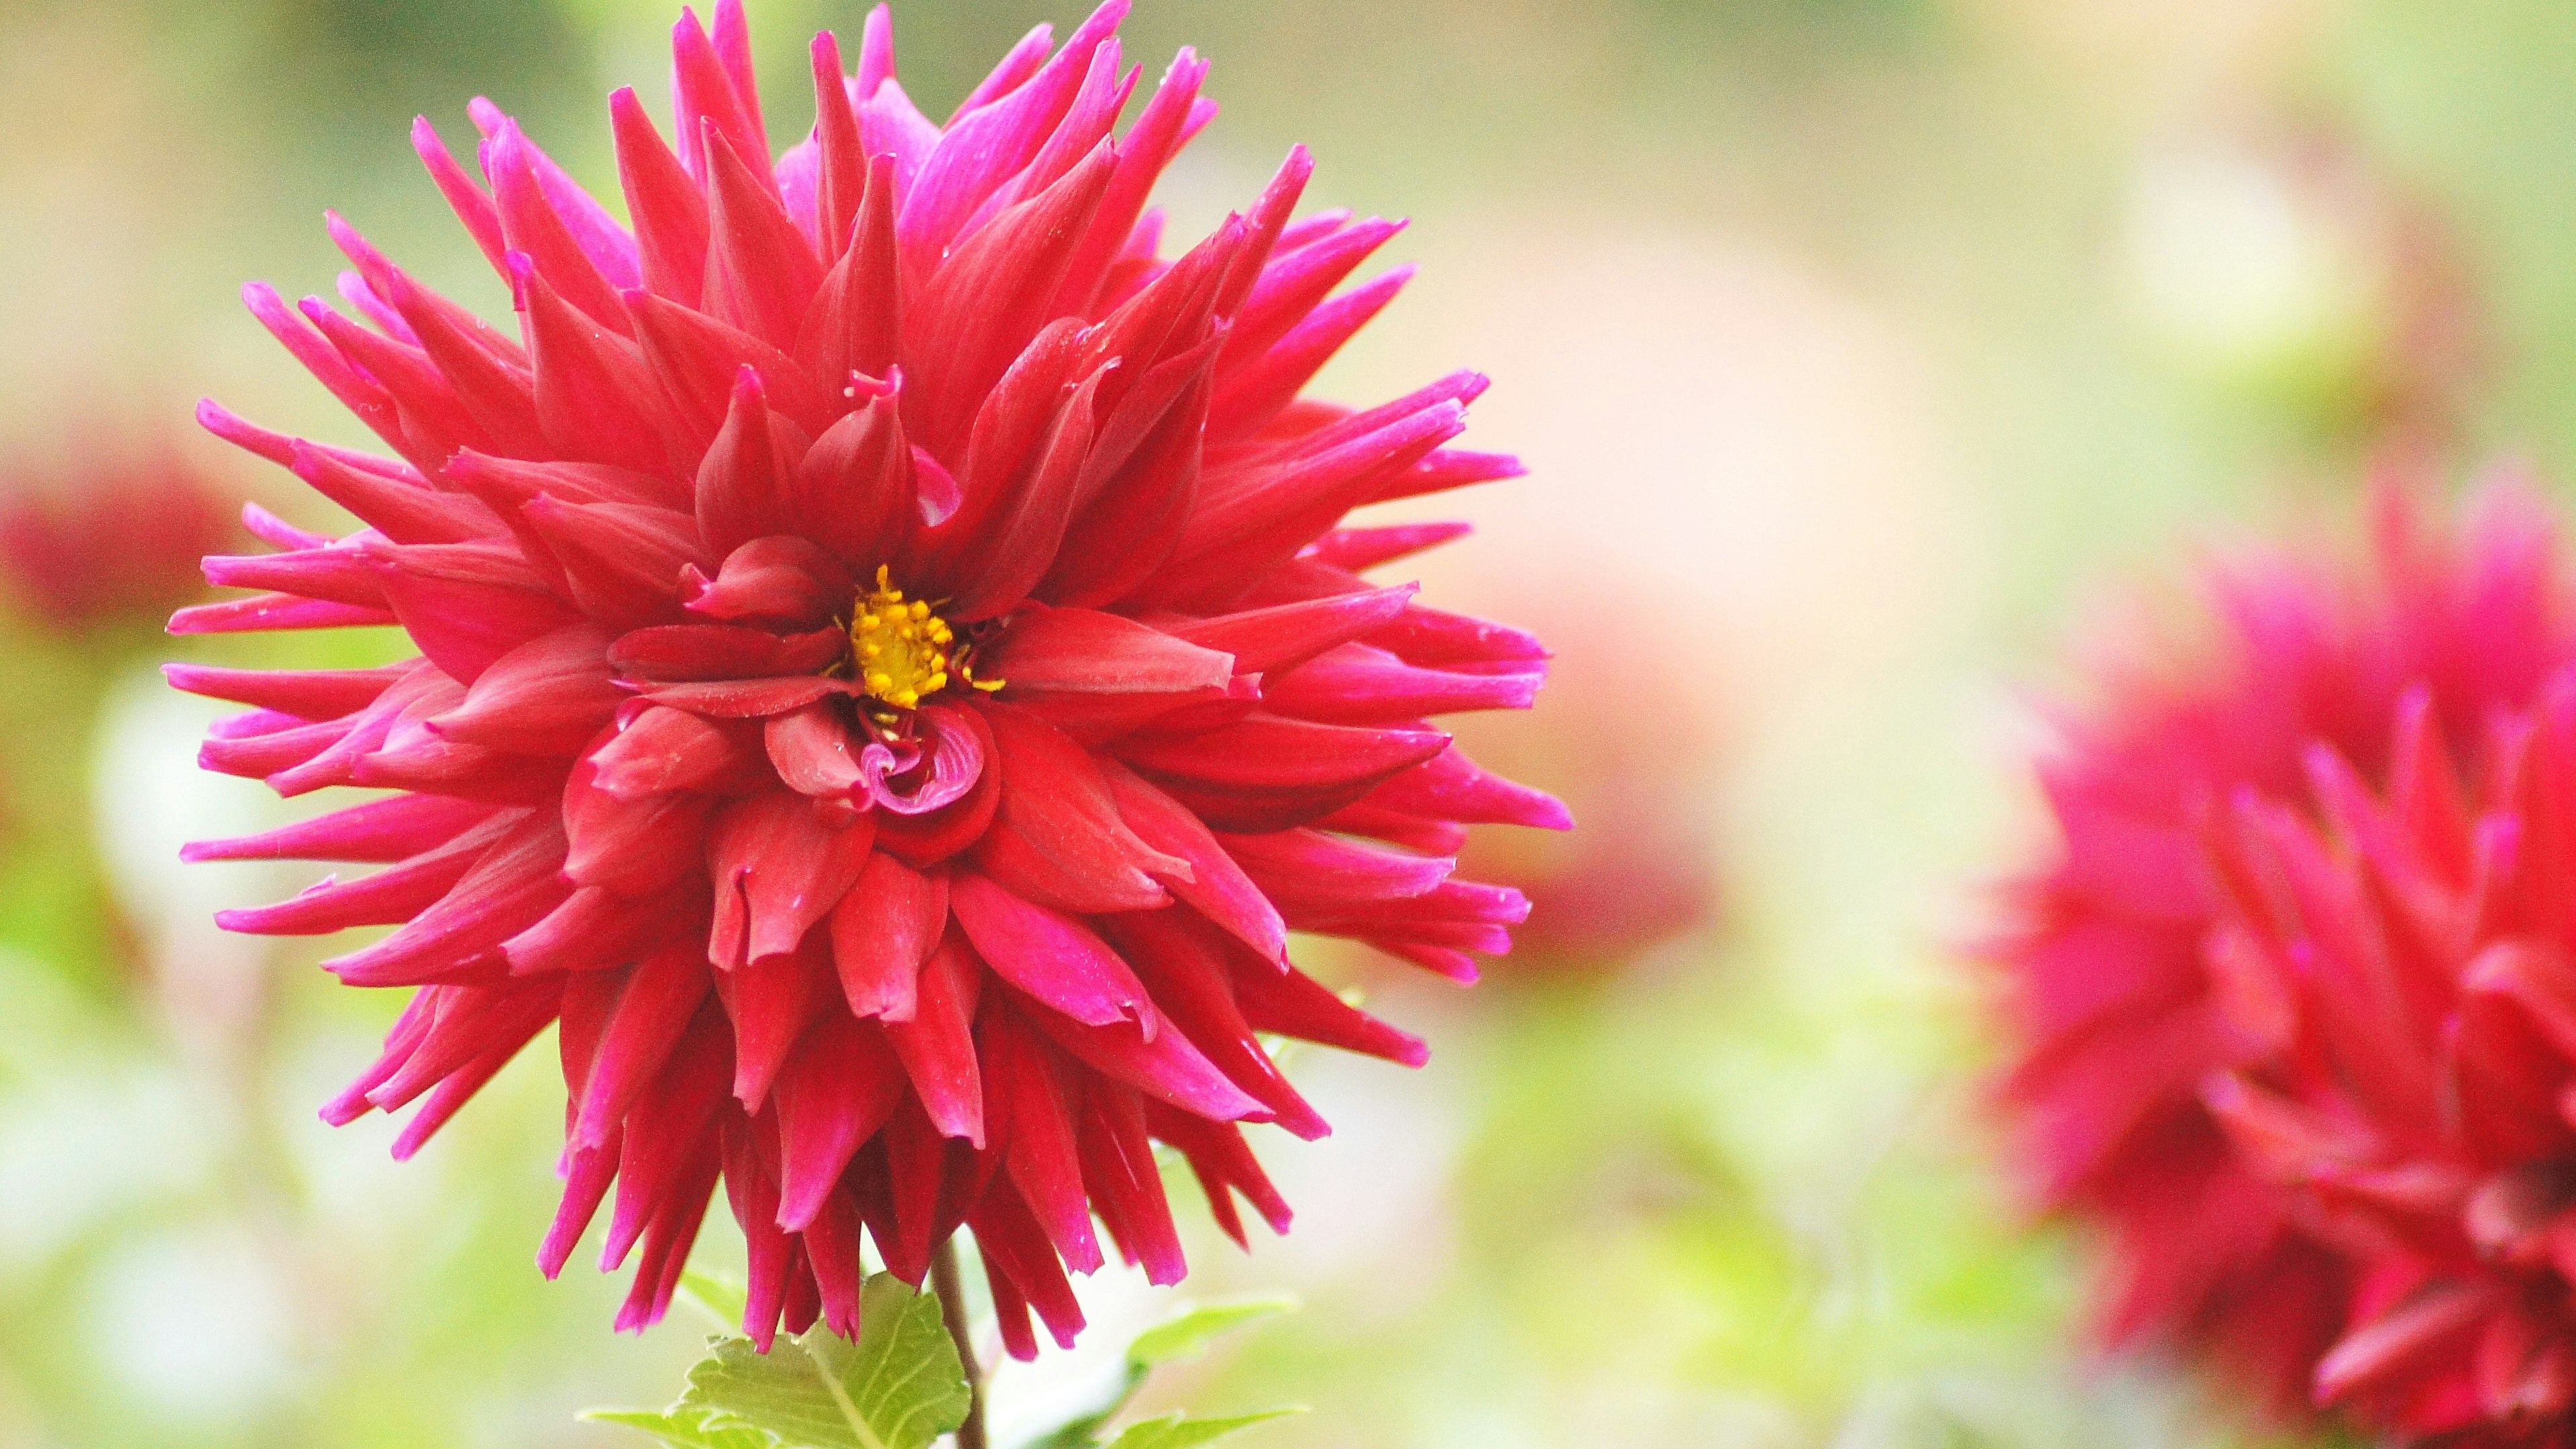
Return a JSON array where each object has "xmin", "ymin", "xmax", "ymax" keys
[
  {"xmin": 178, "ymin": 0, "xmax": 1551, "ymax": 1352},
  {"xmin": 828, "ymin": 851, "xmax": 945, "ymax": 1020}
]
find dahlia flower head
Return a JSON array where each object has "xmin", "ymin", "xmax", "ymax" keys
[
  {"xmin": 170, "ymin": 0, "xmax": 1562, "ymax": 1356},
  {"xmin": 1991, "ymin": 478, "xmax": 2576, "ymax": 1443}
]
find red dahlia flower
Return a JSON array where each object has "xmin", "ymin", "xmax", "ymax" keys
[
  {"xmin": 1990, "ymin": 479, "xmax": 2576, "ymax": 1421},
  {"xmin": 170, "ymin": 0, "xmax": 1562, "ymax": 1355}
]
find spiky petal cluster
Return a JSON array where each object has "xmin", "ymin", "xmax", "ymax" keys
[
  {"xmin": 1, "ymin": 444, "xmax": 235, "ymax": 633},
  {"xmin": 172, "ymin": 0, "xmax": 1562, "ymax": 1354},
  {"xmin": 2200, "ymin": 671, "xmax": 2576, "ymax": 1444},
  {"xmin": 1989, "ymin": 480, "xmax": 2576, "ymax": 1417}
]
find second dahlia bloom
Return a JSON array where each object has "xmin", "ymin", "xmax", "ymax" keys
[
  {"xmin": 1990, "ymin": 479, "xmax": 2576, "ymax": 1435},
  {"xmin": 172, "ymin": 0, "xmax": 1560, "ymax": 1354}
]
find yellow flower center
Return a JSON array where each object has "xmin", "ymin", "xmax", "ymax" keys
[{"xmin": 850, "ymin": 567, "xmax": 954, "ymax": 710}]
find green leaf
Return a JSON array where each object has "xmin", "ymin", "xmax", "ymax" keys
[
  {"xmin": 581, "ymin": 1405, "xmax": 776, "ymax": 1449},
  {"xmin": 1124, "ymin": 1297, "xmax": 1298, "ymax": 1371},
  {"xmin": 1034, "ymin": 1297, "xmax": 1303, "ymax": 1448},
  {"xmin": 1100, "ymin": 1409, "xmax": 1303, "ymax": 1449},
  {"xmin": 684, "ymin": 1273, "xmax": 970, "ymax": 1449},
  {"xmin": 680, "ymin": 1267, "xmax": 751, "ymax": 1331}
]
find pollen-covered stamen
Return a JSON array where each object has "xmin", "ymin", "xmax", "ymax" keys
[{"xmin": 850, "ymin": 566, "xmax": 953, "ymax": 710}]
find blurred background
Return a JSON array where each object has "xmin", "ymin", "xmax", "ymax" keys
[{"xmin": 0, "ymin": 0, "xmax": 2562, "ymax": 1444}]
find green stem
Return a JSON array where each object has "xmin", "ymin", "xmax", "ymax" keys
[{"xmin": 932, "ymin": 1238, "xmax": 987, "ymax": 1449}]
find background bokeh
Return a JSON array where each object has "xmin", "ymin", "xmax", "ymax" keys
[{"xmin": 0, "ymin": 0, "xmax": 2565, "ymax": 1444}]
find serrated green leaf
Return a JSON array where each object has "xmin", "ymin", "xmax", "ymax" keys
[
  {"xmin": 680, "ymin": 1267, "xmax": 751, "ymax": 1330},
  {"xmin": 582, "ymin": 1405, "xmax": 777, "ymax": 1449},
  {"xmin": 1099, "ymin": 1409, "xmax": 1303, "ymax": 1449},
  {"xmin": 1124, "ymin": 1297, "xmax": 1299, "ymax": 1371},
  {"xmin": 683, "ymin": 1273, "xmax": 969, "ymax": 1449}
]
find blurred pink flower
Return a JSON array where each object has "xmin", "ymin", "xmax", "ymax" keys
[
  {"xmin": 171, "ymin": 0, "xmax": 1562, "ymax": 1352},
  {"xmin": 2200, "ymin": 672, "xmax": 2576, "ymax": 1444},
  {"xmin": 1454, "ymin": 582, "xmax": 1721, "ymax": 967},
  {"xmin": 1989, "ymin": 479, "xmax": 2576, "ymax": 1426},
  {"xmin": 0, "ymin": 444, "xmax": 234, "ymax": 633}
]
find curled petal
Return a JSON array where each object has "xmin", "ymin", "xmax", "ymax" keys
[{"xmin": 857, "ymin": 703, "xmax": 985, "ymax": 814}]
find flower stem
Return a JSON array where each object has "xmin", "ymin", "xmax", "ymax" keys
[{"xmin": 932, "ymin": 1238, "xmax": 986, "ymax": 1449}]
